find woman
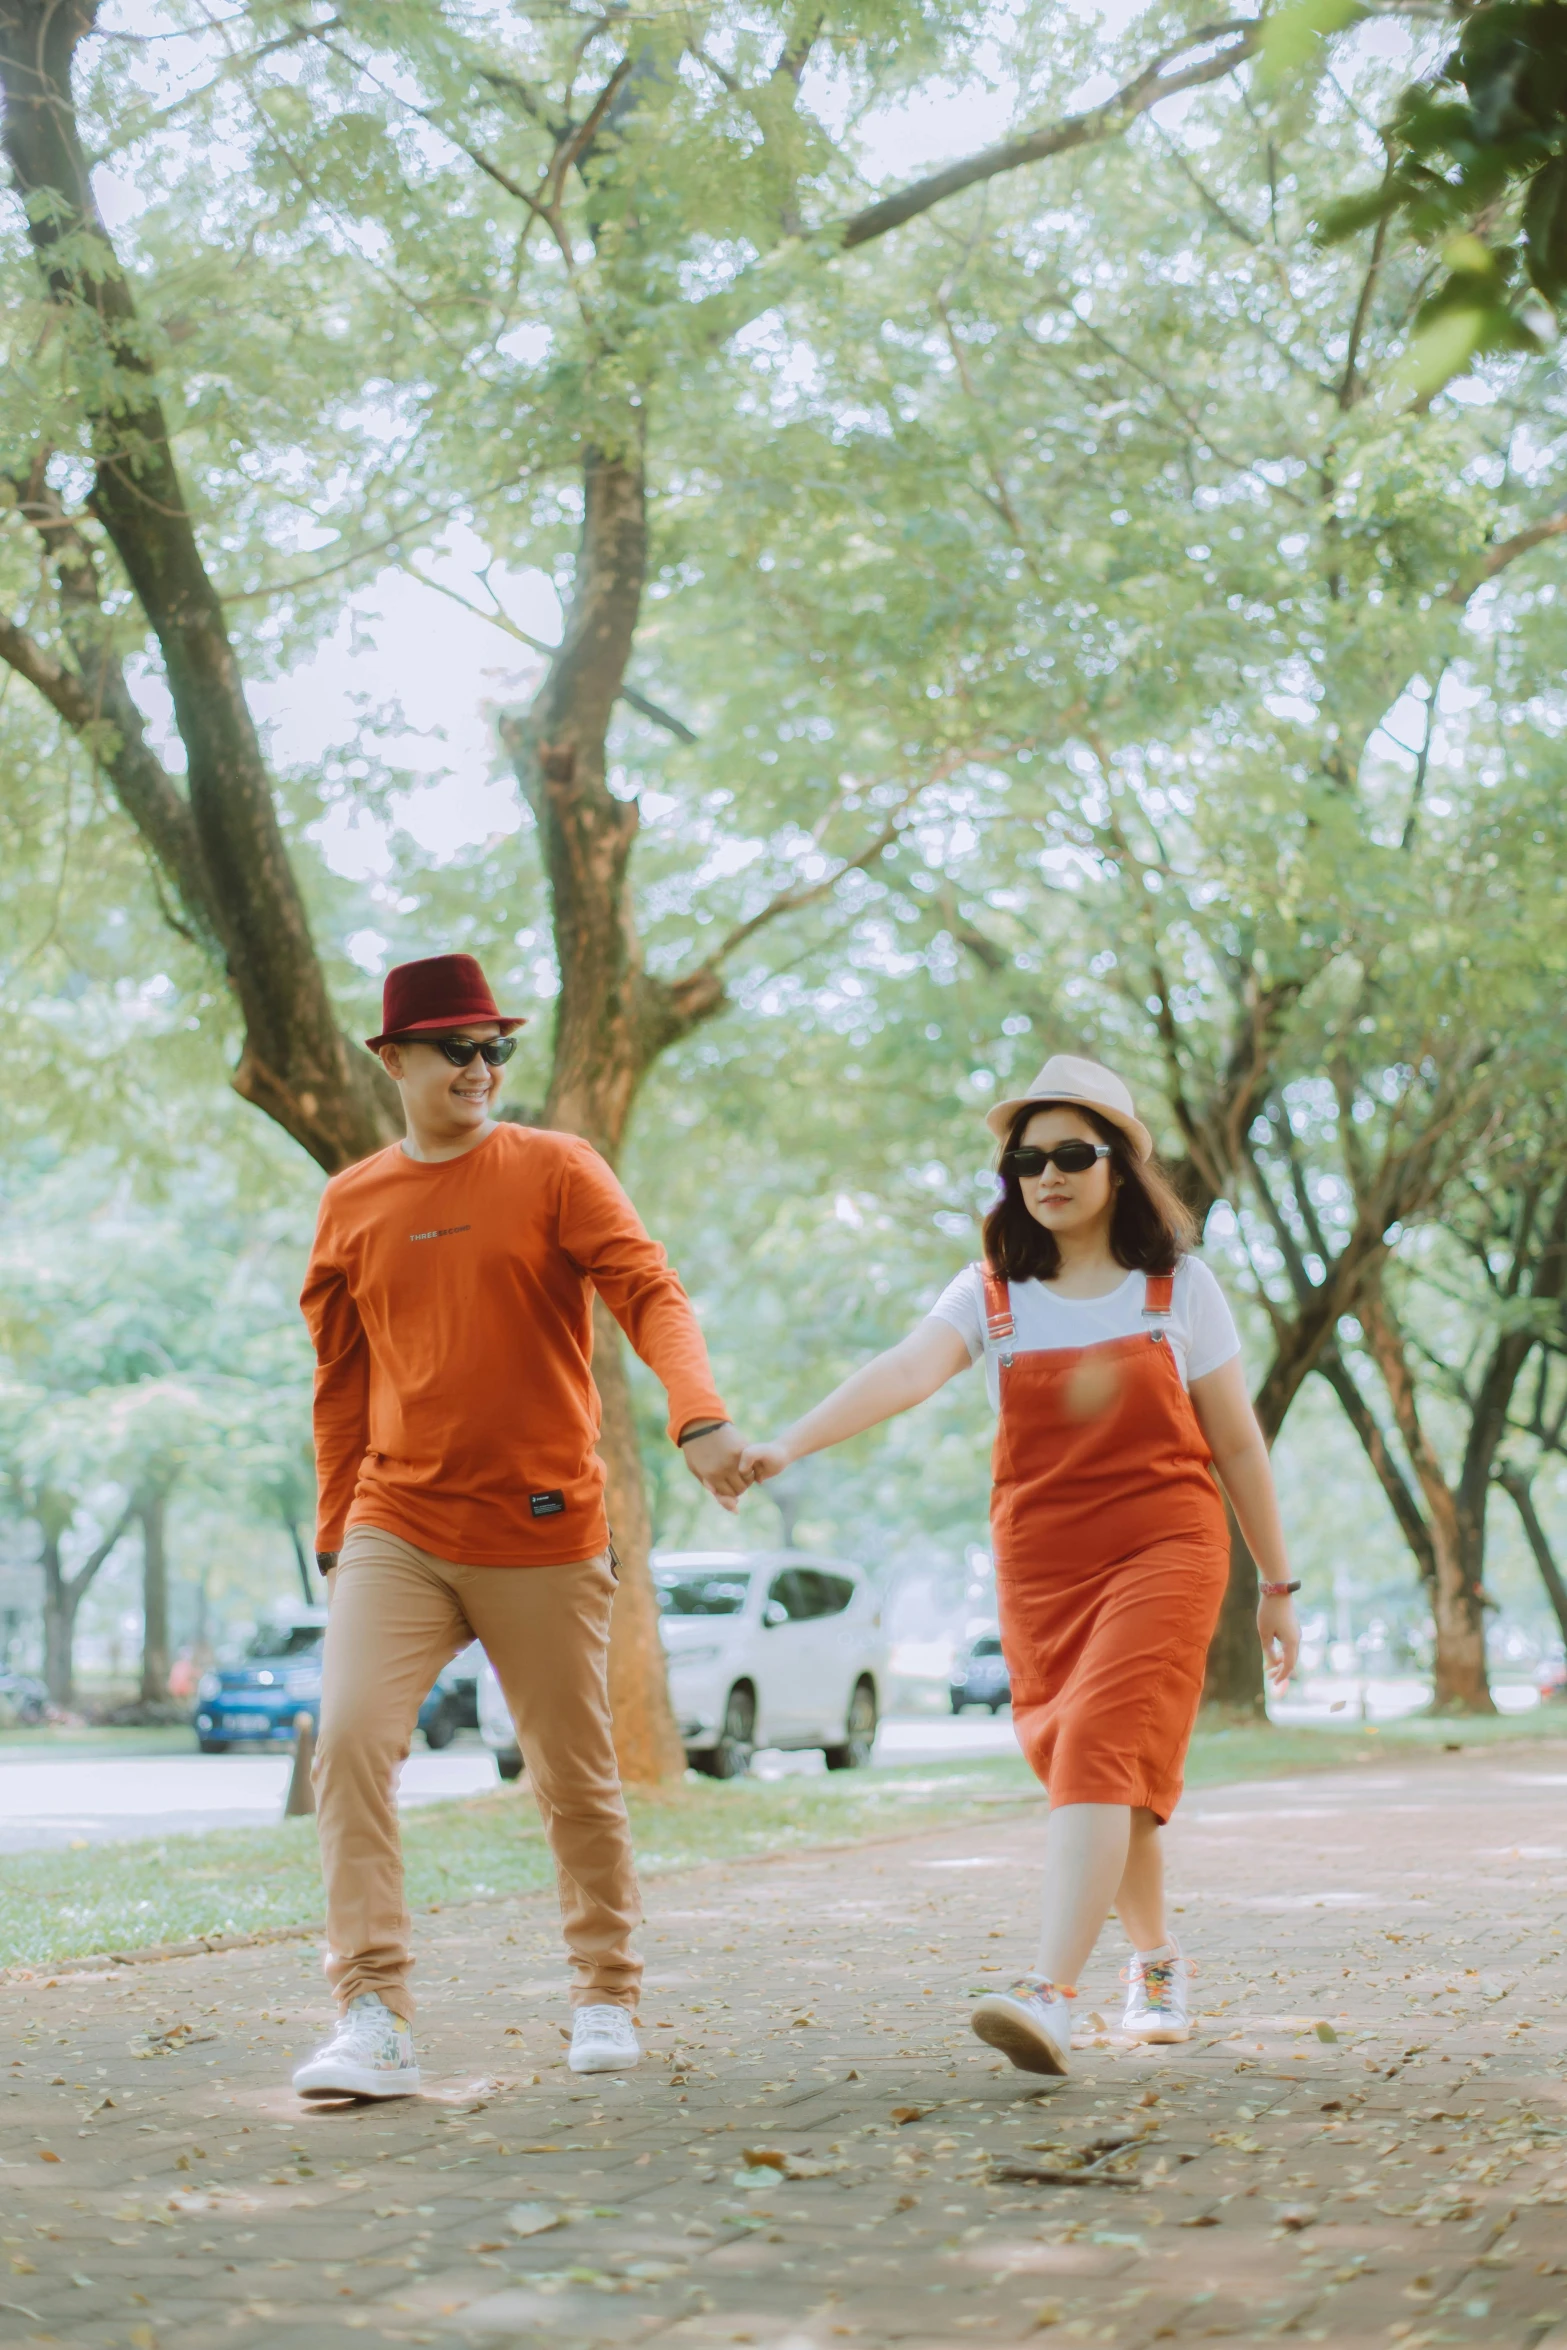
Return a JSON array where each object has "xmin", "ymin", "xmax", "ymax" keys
[{"xmin": 742, "ymin": 1054, "xmax": 1300, "ymax": 2078}]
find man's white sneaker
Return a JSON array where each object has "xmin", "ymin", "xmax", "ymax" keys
[
  {"xmin": 293, "ymin": 1993, "xmax": 421, "ymax": 2099},
  {"xmin": 970, "ymin": 1977, "xmax": 1073, "ymax": 2076},
  {"xmin": 1122, "ymin": 1945, "xmax": 1192, "ymax": 2043},
  {"xmin": 568, "ymin": 2004, "xmax": 641, "ymax": 2074}
]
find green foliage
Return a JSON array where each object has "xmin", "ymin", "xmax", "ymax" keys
[
  {"xmin": 1320, "ymin": 0, "xmax": 1567, "ymax": 384},
  {"xmin": 4, "ymin": 0, "xmax": 1567, "ymax": 1675}
]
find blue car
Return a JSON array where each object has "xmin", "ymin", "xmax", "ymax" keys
[
  {"xmin": 950, "ymin": 1632, "xmax": 1011, "ymax": 1714},
  {"xmin": 195, "ymin": 1615, "xmax": 327, "ymax": 1751},
  {"xmin": 194, "ymin": 1615, "xmax": 471, "ymax": 1753}
]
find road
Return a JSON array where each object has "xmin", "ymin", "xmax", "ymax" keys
[
  {"xmin": 2, "ymin": 1743, "xmax": 1564, "ymax": 2349},
  {"xmin": 0, "ymin": 1718, "xmax": 1023, "ymax": 1852}
]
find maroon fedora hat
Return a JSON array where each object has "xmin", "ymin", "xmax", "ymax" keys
[{"xmin": 365, "ymin": 954, "xmax": 527, "ymax": 1052}]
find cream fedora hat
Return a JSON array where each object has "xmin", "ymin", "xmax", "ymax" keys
[{"xmin": 985, "ymin": 1052, "xmax": 1154, "ymax": 1161}]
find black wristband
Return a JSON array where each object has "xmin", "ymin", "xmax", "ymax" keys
[
  {"xmin": 316, "ymin": 1551, "xmax": 339, "ymax": 1576},
  {"xmin": 678, "ymin": 1420, "xmax": 729, "ymax": 1447}
]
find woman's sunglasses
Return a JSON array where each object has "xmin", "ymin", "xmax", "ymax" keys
[
  {"xmin": 424, "ymin": 1035, "xmax": 518, "ymax": 1068},
  {"xmin": 1001, "ymin": 1141, "xmax": 1111, "ymax": 1178}
]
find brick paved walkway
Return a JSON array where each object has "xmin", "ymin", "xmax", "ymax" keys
[{"xmin": 3, "ymin": 1744, "xmax": 1566, "ymax": 2350}]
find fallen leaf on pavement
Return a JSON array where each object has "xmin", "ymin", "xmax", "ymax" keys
[{"xmin": 508, "ymin": 2202, "xmax": 565, "ymax": 2237}]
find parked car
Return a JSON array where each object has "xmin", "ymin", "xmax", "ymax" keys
[
  {"xmin": 194, "ymin": 1612, "xmax": 472, "ymax": 1752},
  {"xmin": 950, "ymin": 1633, "xmax": 1010, "ymax": 1714},
  {"xmin": 194, "ymin": 1612, "xmax": 327, "ymax": 1752},
  {"xmin": 0, "ymin": 1669, "xmax": 49, "ymax": 1727},
  {"xmin": 420, "ymin": 1641, "xmax": 484, "ymax": 1748},
  {"xmin": 660, "ymin": 1548, "xmax": 886, "ymax": 1777},
  {"xmin": 477, "ymin": 1656, "xmax": 524, "ymax": 1781},
  {"xmin": 477, "ymin": 1550, "xmax": 888, "ymax": 1783}
]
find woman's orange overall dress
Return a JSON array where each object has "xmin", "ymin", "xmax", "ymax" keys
[{"xmin": 983, "ymin": 1267, "xmax": 1230, "ymax": 1822}]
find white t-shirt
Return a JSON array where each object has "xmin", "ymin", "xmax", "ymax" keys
[{"xmin": 928, "ymin": 1257, "xmax": 1242, "ymax": 1411}]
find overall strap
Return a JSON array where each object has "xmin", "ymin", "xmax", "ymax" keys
[
  {"xmin": 1142, "ymin": 1269, "xmax": 1176, "ymax": 1324},
  {"xmin": 979, "ymin": 1264, "xmax": 1015, "ymax": 1365}
]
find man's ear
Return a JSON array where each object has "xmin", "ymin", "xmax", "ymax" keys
[{"xmin": 379, "ymin": 1043, "xmax": 405, "ymax": 1080}]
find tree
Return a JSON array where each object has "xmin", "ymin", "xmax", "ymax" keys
[
  {"xmin": 1322, "ymin": 0, "xmax": 1567, "ymax": 387},
  {"xmin": 1, "ymin": 1434, "xmax": 135, "ymax": 1706},
  {"xmin": 0, "ymin": 1141, "xmax": 317, "ymax": 1700},
  {"xmin": 784, "ymin": 22, "xmax": 1567, "ymax": 1703},
  {"xmin": 0, "ymin": 0, "xmax": 1267, "ymax": 1775}
]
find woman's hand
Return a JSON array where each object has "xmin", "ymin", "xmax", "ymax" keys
[
  {"xmin": 1257, "ymin": 1593, "xmax": 1300, "ymax": 1693},
  {"xmin": 740, "ymin": 1441, "xmax": 790, "ymax": 1485}
]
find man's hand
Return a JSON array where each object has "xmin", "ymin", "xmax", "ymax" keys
[{"xmin": 680, "ymin": 1421, "xmax": 750, "ymax": 1513}]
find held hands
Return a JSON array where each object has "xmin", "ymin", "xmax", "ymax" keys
[
  {"xmin": 739, "ymin": 1441, "xmax": 789, "ymax": 1486},
  {"xmin": 679, "ymin": 1421, "xmax": 751, "ymax": 1513},
  {"xmin": 1258, "ymin": 1593, "xmax": 1301, "ymax": 1694},
  {"xmin": 679, "ymin": 1426, "xmax": 793, "ymax": 1510}
]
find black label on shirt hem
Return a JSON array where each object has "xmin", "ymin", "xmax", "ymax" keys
[{"xmin": 529, "ymin": 1491, "xmax": 567, "ymax": 1518}]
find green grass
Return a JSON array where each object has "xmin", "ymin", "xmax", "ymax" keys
[
  {"xmin": 1, "ymin": 1712, "xmax": 1562, "ymax": 1974},
  {"xmin": 0, "ymin": 1724, "xmax": 198, "ymax": 1757}
]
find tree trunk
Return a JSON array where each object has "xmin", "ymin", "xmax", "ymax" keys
[
  {"xmin": 40, "ymin": 1529, "xmax": 78, "ymax": 1709},
  {"xmin": 593, "ymin": 1295, "xmax": 686, "ymax": 1783},
  {"xmin": 191, "ymin": 1565, "xmax": 214, "ymax": 1668},
  {"xmin": 1200, "ymin": 1296, "xmax": 1364, "ymax": 1712},
  {"xmin": 285, "ymin": 1521, "xmax": 315, "ymax": 1606},
  {"xmin": 1316, "ymin": 1344, "xmax": 1439, "ymax": 1589},
  {"xmin": 1201, "ymin": 1495, "xmax": 1267, "ymax": 1717},
  {"xmin": 501, "ymin": 439, "xmax": 728, "ymax": 1786},
  {"xmin": 0, "ymin": 0, "xmax": 397, "ymax": 1176},
  {"xmin": 1358, "ymin": 1287, "xmax": 1496, "ymax": 1714},
  {"xmin": 1425, "ymin": 1503, "xmax": 1492, "ymax": 1711},
  {"xmin": 139, "ymin": 1490, "xmax": 170, "ymax": 1704},
  {"xmin": 1498, "ymin": 1466, "xmax": 1567, "ymax": 1648},
  {"xmin": 37, "ymin": 1496, "xmax": 134, "ymax": 1707}
]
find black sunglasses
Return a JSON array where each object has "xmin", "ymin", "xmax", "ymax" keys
[
  {"xmin": 421, "ymin": 1035, "xmax": 517, "ymax": 1068},
  {"xmin": 1001, "ymin": 1141, "xmax": 1112, "ymax": 1178}
]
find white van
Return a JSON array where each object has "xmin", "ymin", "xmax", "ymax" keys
[{"xmin": 476, "ymin": 1548, "xmax": 887, "ymax": 1781}]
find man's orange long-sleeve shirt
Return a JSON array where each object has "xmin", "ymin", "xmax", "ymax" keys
[{"xmin": 299, "ymin": 1123, "xmax": 730, "ymax": 1566}]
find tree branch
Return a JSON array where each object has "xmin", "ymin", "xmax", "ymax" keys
[
  {"xmin": 838, "ymin": 22, "xmax": 1262, "ymax": 250},
  {"xmin": 4, "ymin": 470, "xmax": 219, "ymax": 943},
  {"xmin": 409, "ymin": 559, "xmax": 697, "ymax": 740},
  {"xmin": 1446, "ymin": 509, "xmax": 1567, "ymax": 603},
  {"xmin": 63, "ymin": 1494, "xmax": 137, "ymax": 1611},
  {"xmin": 1496, "ymin": 1464, "xmax": 1567, "ymax": 1647},
  {"xmin": 1317, "ymin": 1341, "xmax": 1436, "ymax": 1585},
  {"xmin": 698, "ymin": 766, "xmax": 947, "ymax": 977}
]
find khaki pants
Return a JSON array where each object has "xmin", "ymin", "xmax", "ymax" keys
[{"xmin": 315, "ymin": 1525, "xmax": 642, "ymax": 2020}]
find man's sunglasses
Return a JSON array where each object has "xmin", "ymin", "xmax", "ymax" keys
[
  {"xmin": 1001, "ymin": 1141, "xmax": 1112, "ymax": 1178},
  {"xmin": 419, "ymin": 1035, "xmax": 518, "ymax": 1068}
]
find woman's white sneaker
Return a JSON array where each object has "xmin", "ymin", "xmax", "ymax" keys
[
  {"xmin": 970, "ymin": 1977, "xmax": 1073, "ymax": 2076},
  {"xmin": 293, "ymin": 1993, "xmax": 421, "ymax": 2099},
  {"xmin": 568, "ymin": 2004, "xmax": 640, "ymax": 2073},
  {"xmin": 1122, "ymin": 1945, "xmax": 1192, "ymax": 2043}
]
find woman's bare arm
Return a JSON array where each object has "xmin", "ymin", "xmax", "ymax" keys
[{"xmin": 743, "ymin": 1318, "xmax": 973, "ymax": 1482}]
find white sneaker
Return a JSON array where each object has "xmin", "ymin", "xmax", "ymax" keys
[
  {"xmin": 1122, "ymin": 1945, "xmax": 1192, "ymax": 2043},
  {"xmin": 970, "ymin": 1977, "xmax": 1072, "ymax": 2076},
  {"xmin": 293, "ymin": 1993, "xmax": 421, "ymax": 2099},
  {"xmin": 568, "ymin": 2003, "xmax": 640, "ymax": 2073}
]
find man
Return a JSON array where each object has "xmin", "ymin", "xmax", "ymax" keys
[{"xmin": 292, "ymin": 952, "xmax": 747, "ymax": 2099}]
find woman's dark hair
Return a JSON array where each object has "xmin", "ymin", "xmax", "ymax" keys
[{"xmin": 982, "ymin": 1101, "xmax": 1197, "ymax": 1283}]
